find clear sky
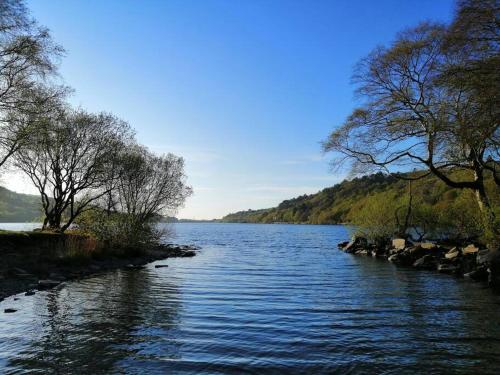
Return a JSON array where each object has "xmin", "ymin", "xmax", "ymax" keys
[{"xmin": 3, "ymin": 0, "xmax": 455, "ymax": 219}]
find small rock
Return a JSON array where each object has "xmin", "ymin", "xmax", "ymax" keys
[
  {"xmin": 419, "ymin": 242, "xmax": 437, "ymax": 250},
  {"xmin": 355, "ymin": 249, "xmax": 369, "ymax": 256},
  {"xmin": 462, "ymin": 244, "xmax": 479, "ymax": 255},
  {"xmin": 154, "ymin": 264, "xmax": 169, "ymax": 268},
  {"xmin": 4, "ymin": 308, "xmax": 17, "ymax": 313},
  {"xmin": 392, "ymin": 238, "xmax": 406, "ymax": 250},
  {"xmin": 25, "ymin": 291, "xmax": 36, "ymax": 296},
  {"xmin": 445, "ymin": 247, "xmax": 460, "ymax": 259}
]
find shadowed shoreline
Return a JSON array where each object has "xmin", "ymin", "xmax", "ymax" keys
[{"xmin": 0, "ymin": 230, "xmax": 198, "ymax": 302}]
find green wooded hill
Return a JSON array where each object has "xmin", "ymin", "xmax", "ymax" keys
[
  {"xmin": 221, "ymin": 172, "xmax": 499, "ymax": 225},
  {"xmin": 0, "ymin": 186, "xmax": 42, "ymax": 222}
]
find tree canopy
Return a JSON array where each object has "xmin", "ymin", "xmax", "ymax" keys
[{"xmin": 323, "ymin": 0, "xmax": 499, "ymax": 248}]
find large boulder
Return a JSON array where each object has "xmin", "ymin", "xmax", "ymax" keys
[
  {"xmin": 392, "ymin": 238, "xmax": 406, "ymax": 250},
  {"xmin": 388, "ymin": 251, "xmax": 413, "ymax": 266},
  {"xmin": 445, "ymin": 247, "xmax": 460, "ymax": 260},
  {"xmin": 462, "ymin": 244, "xmax": 479, "ymax": 255},
  {"xmin": 342, "ymin": 237, "xmax": 368, "ymax": 254}
]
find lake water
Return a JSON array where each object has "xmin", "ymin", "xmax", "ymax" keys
[{"xmin": 1, "ymin": 223, "xmax": 500, "ymax": 374}]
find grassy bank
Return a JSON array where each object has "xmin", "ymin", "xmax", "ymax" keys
[{"xmin": 0, "ymin": 230, "xmax": 197, "ymax": 301}]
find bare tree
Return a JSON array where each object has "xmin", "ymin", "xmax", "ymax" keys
[
  {"xmin": 0, "ymin": 0, "xmax": 65, "ymax": 169},
  {"xmin": 15, "ymin": 108, "xmax": 133, "ymax": 231},
  {"xmin": 112, "ymin": 145, "xmax": 192, "ymax": 223},
  {"xmin": 323, "ymin": 2, "xmax": 499, "ymax": 249},
  {"xmin": 78, "ymin": 144, "xmax": 192, "ymax": 247}
]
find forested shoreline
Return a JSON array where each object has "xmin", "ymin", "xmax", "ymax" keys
[{"xmin": 222, "ymin": 172, "xmax": 498, "ymax": 231}]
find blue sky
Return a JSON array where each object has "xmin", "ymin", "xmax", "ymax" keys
[{"xmin": 5, "ymin": 0, "xmax": 455, "ymax": 219}]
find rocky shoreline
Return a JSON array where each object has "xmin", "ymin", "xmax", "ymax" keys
[
  {"xmin": 0, "ymin": 243, "xmax": 199, "ymax": 305},
  {"xmin": 338, "ymin": 237, "xmax": 500, "ymax": 289}
]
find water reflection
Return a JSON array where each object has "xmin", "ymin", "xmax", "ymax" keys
[
  {"xmin": 5, "ymin": 269, "xmax": 182, "ymax": 374},
  {"xmin": 1, "ymin": 223, "xmax": 500, "ymax": 374}
]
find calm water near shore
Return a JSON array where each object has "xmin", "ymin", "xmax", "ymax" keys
[{"xmin": 1, "ymin": 223, "xmax": 500, "ymax": 374}]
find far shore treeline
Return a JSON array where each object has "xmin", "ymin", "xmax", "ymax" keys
[
  {"xmin": 0, "ymin": 0, "xmax": 191, "ymax": 248},
  {"xmin": 222, "ymin": 171, "xmax": 499, "ymax": 241}
]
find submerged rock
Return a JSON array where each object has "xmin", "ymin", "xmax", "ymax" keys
[
  {"xmin": 413, "ymin": 255, "xmax": 437, "ymax": 270},
  {"xmin": 437, "ymin": 263, "xmax": 458, "ymax": 274},
  {"xmin": 154, "ymin": 264, "xmax": 169, "ymax": 268},
  {"xmin": 37, "ymin": 279, "xmax": 60, "ymax": 290},
  {"xmin": 4, "ymin": 308, "xmax": 17, "ymax": 313},
  {"xmin": 464, "ymin": 267, "xmax": 489, "ymax": 281}
]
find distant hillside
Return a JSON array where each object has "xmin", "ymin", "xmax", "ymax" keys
[
  {"xmin": 0, "ymin": 186, "xmax": 41, "ymax": 222},
  {"xmin": 221, "ymin": 172, "xmax": 499, "ymax": 225}
]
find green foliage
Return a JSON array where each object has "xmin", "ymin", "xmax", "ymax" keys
[
  {"xmin": 222, "ymin": 171, "xmax": 499, "ymax": 243},
  {"xmin": 347, "ymin": 191, "xmax": 399, "ymax": 244},
  {"xmin": 75, "ymin": 208, "xmax": 167, "ymax": 252}
]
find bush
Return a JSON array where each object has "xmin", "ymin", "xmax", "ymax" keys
[
  {"xmin": 348, "ymin": 191, "xmax": 400, "ymax": 244},
  {"xmin": 75, "ymin": 208, "xmax": 169, "ymax": 251}
]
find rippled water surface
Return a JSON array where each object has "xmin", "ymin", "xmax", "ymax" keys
[{"xmin": 1, "ymin": 223, "xmax": 500, "ymax": 374}]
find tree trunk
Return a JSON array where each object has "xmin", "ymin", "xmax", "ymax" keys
[{"xmin": 475, "ymin": 184, "xmax": 499, "ymax": 251}]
